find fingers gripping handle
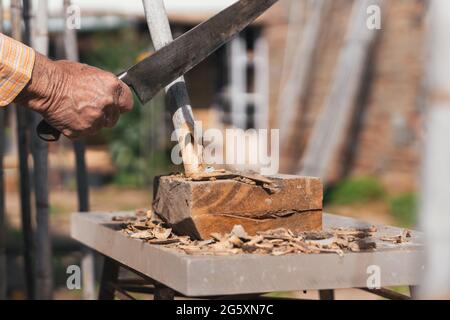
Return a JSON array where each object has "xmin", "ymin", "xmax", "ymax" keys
[
  {"xmin": 37, "ymin": 120, "xmax": 61, "ymax": 142},
  {"xmin": 37, "ymin": 73, "xmax": 130, "ymax": 142}
]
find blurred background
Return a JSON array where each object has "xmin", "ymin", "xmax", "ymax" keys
[{"xmin": 0, "ymin": 0, "xmax": 444, "ymax": 299}]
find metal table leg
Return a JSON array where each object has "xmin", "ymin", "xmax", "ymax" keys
[
  {"xmin": 154, "ymin": 283, "xmax": 175, "ymax": 300},
  {"xmin": 319, "ymin": 289, "xmax": 335, "ymax": 300},
  {"xmin": 98, "ymin": 256, "xmax": 120, "ymax": 300},
  {"xmin": 409, "ymin": 285, "xmax": 419, "ymax": 300}
]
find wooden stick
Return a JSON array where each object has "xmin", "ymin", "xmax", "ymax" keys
[
  {"xmin": 11, "ymin": 0, "xmax": 35, "ymax": 300},
  {"xmin": 299, "ymin": 0, "xmax": 382, "ymax": 181},
  {"xmin": 29, "ymin": 0, "xmax": 53, "ymax": 300},
  {"xmin": 141, "ymin": 0, "xmax": 203, "ymax": 176},
  {"xmin": 0, "ymin": 0, "xmax": 7, "ymax": 300},
  {"xmin": 62, "ymin": 0, "xmax": 96, "ymax": 300}
]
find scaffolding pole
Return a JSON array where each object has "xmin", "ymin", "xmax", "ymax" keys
[
  {"xmin": 29, "ymin": 0, "xmax": 53, "ymax": 300},
  {"xmin": 11, "ymin": 0, "xmax": 35, "ymax": 300},
  {"xmin": 0, "ymin": 0, "xmax": 7, "ymax": 301}
]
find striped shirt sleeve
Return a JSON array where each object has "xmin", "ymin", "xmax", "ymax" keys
[{"xmin": 0, "ymin": 33, "xmax": 36, "ymax": 107}]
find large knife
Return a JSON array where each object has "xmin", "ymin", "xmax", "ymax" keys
[{"xmin": 37, "ymin": 0, "xmax": 278, "ymax": 141}]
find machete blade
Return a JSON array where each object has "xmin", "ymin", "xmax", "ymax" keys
[{"xmin": 119, "ymin": 0, "xmax": 278, "ymax": 104}]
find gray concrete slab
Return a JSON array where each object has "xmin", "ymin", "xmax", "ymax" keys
[{"xmin": 71, "ymin": 212, "xmax": 425, "ymax": 297}]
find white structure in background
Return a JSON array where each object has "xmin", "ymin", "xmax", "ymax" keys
[
  {"xmin": 228, "ymin": 33, "xmax": 270, "ymax": 130},
  {"xmin": 0, "ymin": 0, "xmax": 238, "ymax": 17},
  {"xmin": 253, "ymin": 36, "xmax": 269, "ymax": 130},
  {"xmin": 420, "ymin": 0, "xmax": 450, "ymax": 299},
  {"xmin": 64, "ymin": 0, "xmax": 239, "ymax": 18},
  {"xmin": 1, "ymin": 0, "xmax": 239, "ymax": 31},
  {"xmin": 229, "ymin": 35, "xmax": 248, "ymax": 130}
]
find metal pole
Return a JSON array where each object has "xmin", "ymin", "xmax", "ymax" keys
[
  {"xmin": 62, "ymin": 0, "xmax": 95, "ymax": 300},
  {"xmin": 0, "ymin": 105, "xmax": 5, "ymax": 301},
  {"xmin": 141, "ymin": 0, "xmax": 203, "ymax": 176},
  {"xmin": 29, "ymin": 0, "xmax": 53, "ymax": 300},
  {"xmin": 0, "ymin": 0, "xmax": 7, "ymax": 300},
  {"xmin": 11, "ymin": 0, "xmax": 35, "ymax": 300}
]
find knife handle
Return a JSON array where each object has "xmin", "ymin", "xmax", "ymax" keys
[{"xmin": 37, "ymin": 120, "xmax": 61, "ymax": 142}]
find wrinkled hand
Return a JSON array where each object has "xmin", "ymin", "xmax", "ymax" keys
[{"xmin": 15, "ymin": 53, "xmax": 133, "ymax": 139}]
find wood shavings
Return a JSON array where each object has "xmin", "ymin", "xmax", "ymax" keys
[
  {"xmin": 121, "ymin": 213, "xmax": 182, "ymax": 245},
  {"xmin": 272, "ymin": 247, "xmax": 295, "ymax": 256},
  {"xmin": 255, "ymin": 242, "xmax": 274, "ymax": 251},
  {"xmin": 129, "ymin": 230, "xmax": 153, "ymax": 240},
  {"xmin": 153, "ymin": 227, "xmax": 172, "ymax": 240},
  {"xmin": 380, "ymin": 229, "xmax": 412, "ymax": 244},
  {"xmin": 119, "ymin": 215, "xmax": 413, "ymax": 257},
  {"xmin": 228, "ymin": 235, "xmax": 244, "ymax": 247},
  {"xmin": 197, "ymin": 239, "xmax": 215, "ymax": 246},
  {"xmin": 148, "ymin": 238, "xmax": 180, "ymax": 245},
  {"xmin": 305, "ymin": 236, "xmax": 336, "ymax": 247},
  {"xmin": 231, "ymin": 225, "xmax": 251, "ymax": 240}
]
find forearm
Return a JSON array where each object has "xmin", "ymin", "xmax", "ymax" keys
[
  {"xmin": 15, "ymin": 52, "xmax": 64, "ymax": 114},
  {"xmin": 0, "ymin": 33, "xmax": 35, "ymax": 106}
]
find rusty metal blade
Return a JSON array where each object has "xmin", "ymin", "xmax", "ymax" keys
[{"xmin": 120, "ymin": 0, "xmax": 278, "ymax": 103}]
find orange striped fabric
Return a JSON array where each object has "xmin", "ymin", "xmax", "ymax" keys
[{"xmin": 0, "ymin": 33, "xmax": 35, "ymax": 106}]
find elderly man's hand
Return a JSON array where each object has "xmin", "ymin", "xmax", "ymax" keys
[{"xmin": 15, "ymin": 53, "xmax": 133, "ymax": 139}]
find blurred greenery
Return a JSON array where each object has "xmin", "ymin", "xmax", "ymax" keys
[
  {"xmin": 5, "ymin": 227, "xmax": 22, "ymax": 251},
  {"xmin": 325, "ymin": 176, "xmax": 385, "ymax": 205},
  {"xmin": 389, "ymin": 193, "xmax": 417, "ymax": 227},
  {"xmin": 80, "ymin": 28, "xmax": 173, "ymax": 187},
  {"xmin": 80, "ymin": 28, "xmax": 148, "ymax": 74},
  {"xmin": 325, "ymin": 176, "xmax": 418, "ymax": 228},
  {"xmin": 49, "ymin": 204, "xmax": 68, "ymax": 216}
]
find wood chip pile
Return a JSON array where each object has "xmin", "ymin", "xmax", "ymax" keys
[{"xmin": 116, "ymin": 211, "xmax": 411, "ymax": 257}]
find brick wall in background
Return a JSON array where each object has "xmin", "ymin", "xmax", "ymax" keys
[
  {"xmin": 348, "ymin": 0, "xmax": 426, "ymax": 192},
  {"xmin": 264, "ymin": 0, "xmax": 427, "ymax": 193}
]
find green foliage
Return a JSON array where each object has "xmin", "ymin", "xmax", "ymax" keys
[
  {"xmin": 325, "ymin": 177, "xmax": 386, "ymax": 205},
  {"xmin": 80, "ymin": 28, "xmax": 148, "ymax": 74},
  {"xmin": 6, "ymin": 227, "xmax": 22, "ymax": 250},
  {"xmin": 389, "ymin": 193, "xmax": 417, "ymax": 227},
  {"xmin": 105, "ymin": 94, "xmax": 174, "ymax": 187},
  {"xmin": 106, "ymin": 95, "xmax": 145, "ymax": 186},
  {"xmin": 49, "ymin": 204, "xmax": 68, "ymax": 216},
  {"xmin": 325, "ymin": 175, "xmax": 418, "ymax": 228}
]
